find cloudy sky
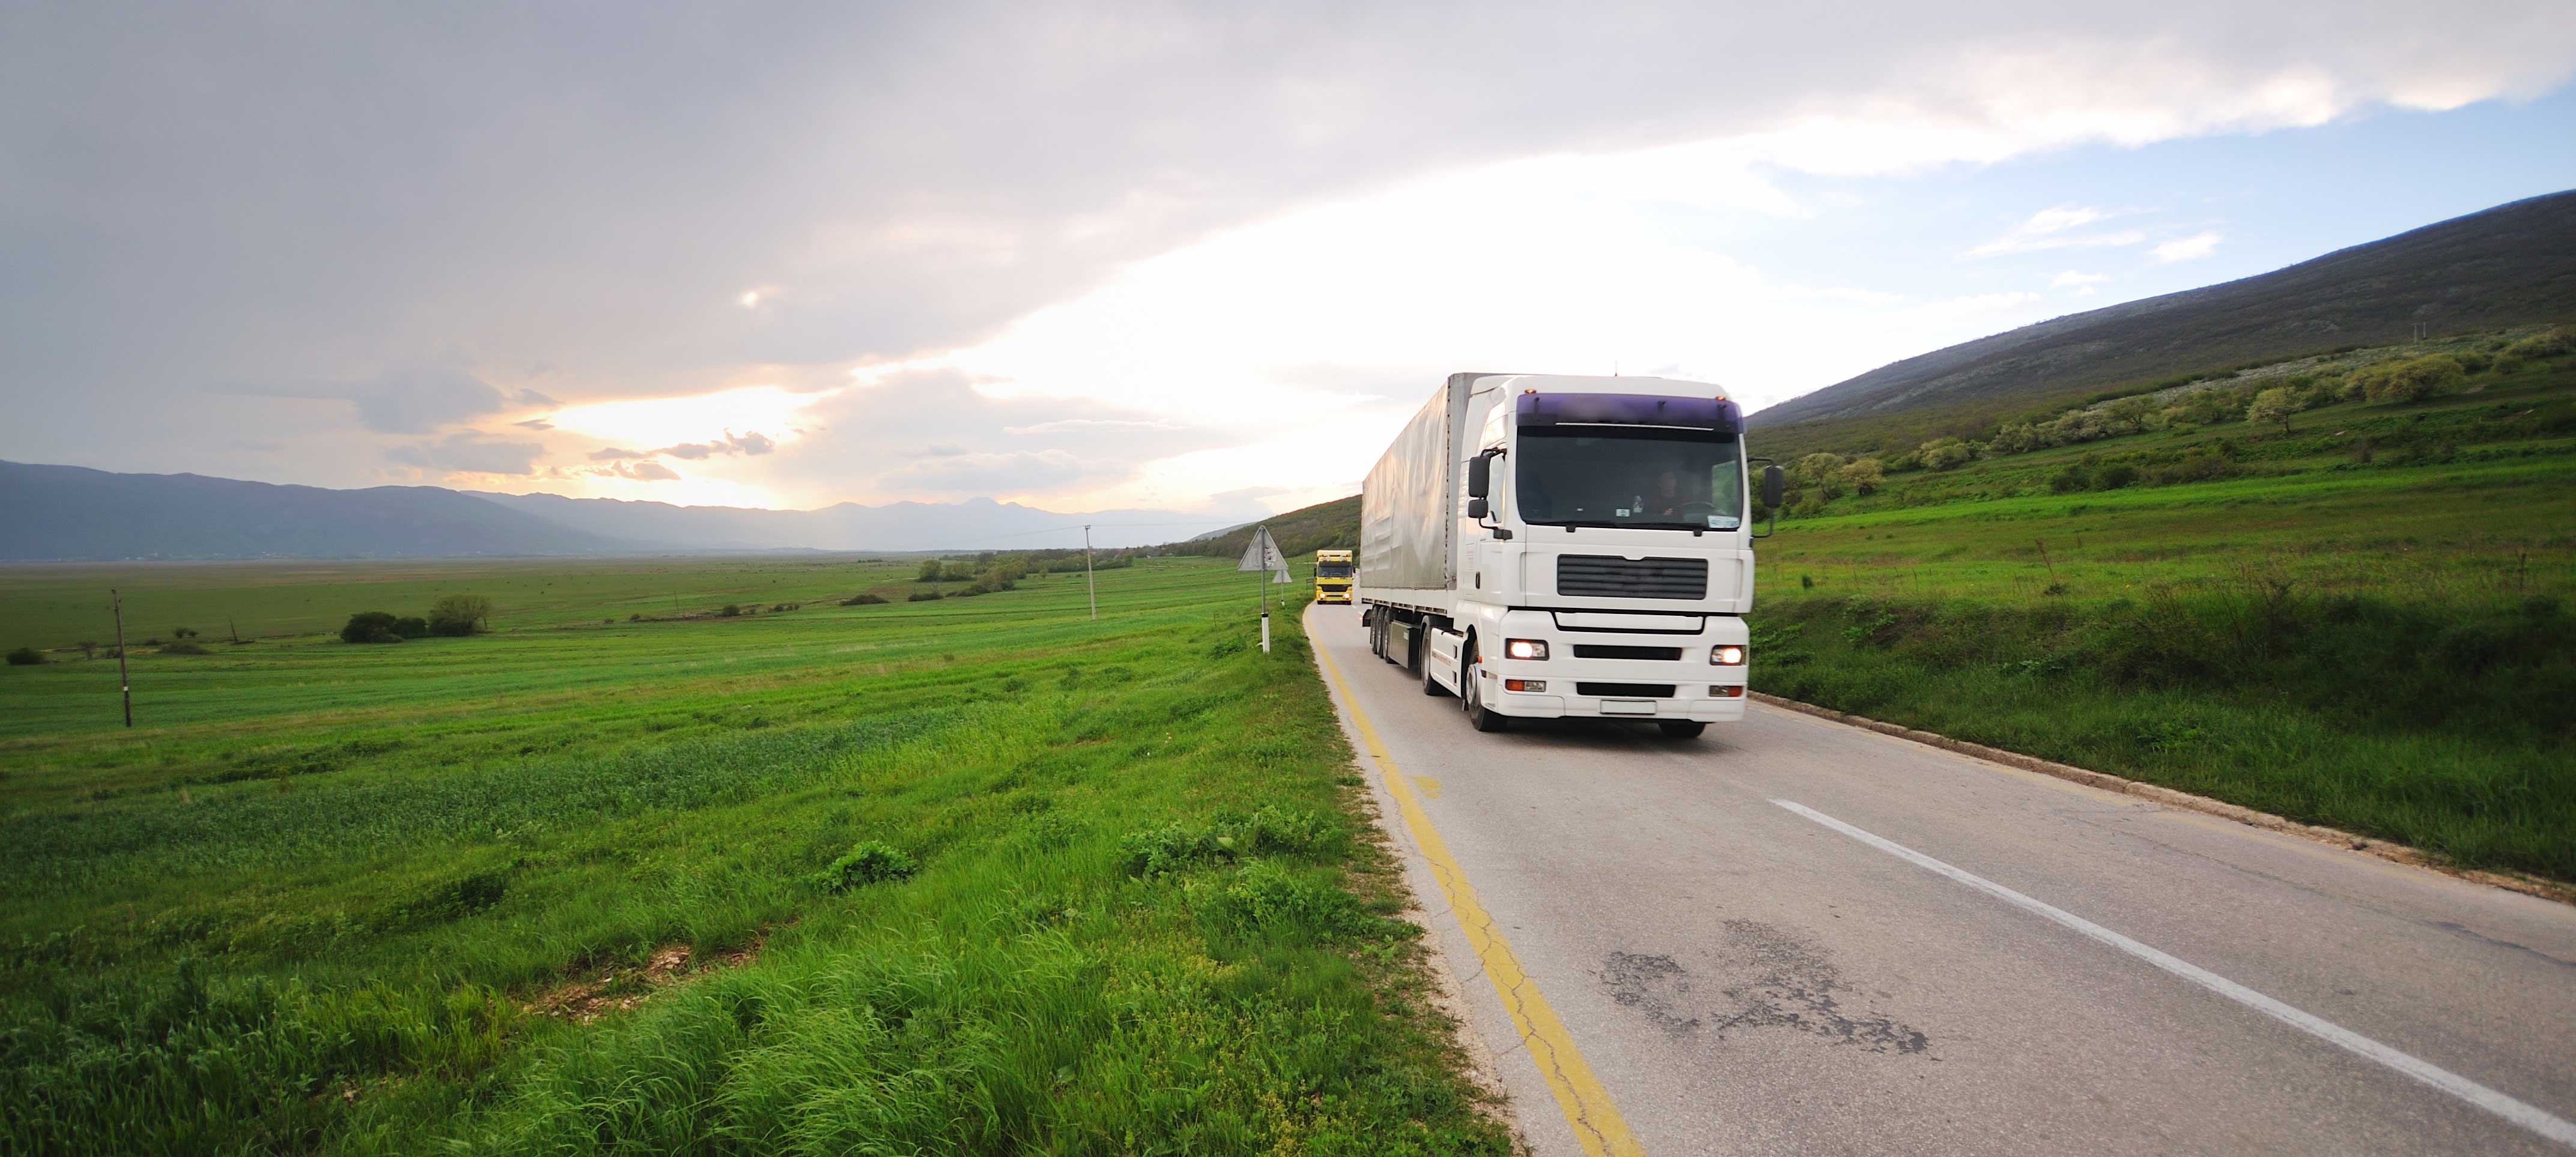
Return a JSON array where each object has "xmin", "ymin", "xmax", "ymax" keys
[{"xmin": 7, "ymin": 3, "xmax": 2574, "ymax": 517}]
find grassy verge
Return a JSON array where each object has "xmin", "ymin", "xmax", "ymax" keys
[
  {"xmin": 1752, "ymin": 587, "xmax": 2574, "ymax": 881},
  {"xmin": 0, "ymin": 559, "xmax": 1510, "ymax": 1155}
]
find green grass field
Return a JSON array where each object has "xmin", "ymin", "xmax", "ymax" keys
[
  {"xmin": 1750, "ymin": 355, "xmax": 2576, "ymax": 881},
  {"xmin": 0, "ymin": 557, "xmax": 1509, "ymax": 1155}
]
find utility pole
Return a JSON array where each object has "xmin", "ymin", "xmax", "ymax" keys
[
  {"xmin": 1083, "ymin": 525, "xmax": 1097, "ymax": 621},
  {"xmin": 111, "ymin": 589, "xmax": 132, "ymax": 728}
]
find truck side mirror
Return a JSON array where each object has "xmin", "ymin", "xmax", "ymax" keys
[
  {"xmin": 1761, "ymin": 464, "xmax": 1784, "ymax": 509},
  {"xmin": 1466, "ymin": 452, "xmax": 1492, "ymax": 499},
  {"xmin": 1466, "ymin": 497, "xmax": 1488, "ymax": 520}
]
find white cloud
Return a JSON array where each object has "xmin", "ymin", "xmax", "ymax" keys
[
  {"xmin": 14, "ymin": 4, "xmax": 2576, "ymax": 511},
  {"xmin": 1968, "ymin": 206, "xmax": 2148, "ymax": 256},
  {"xmin": 2053, "ymin": 270, "xmax": 2112, "ymax": 287},
  {"xmin": 2153, "ymin": 231, "xmax": 2225, "ymax": 262}
]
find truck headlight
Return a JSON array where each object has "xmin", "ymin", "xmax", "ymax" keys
[
  {"xmin": 1504, "ymin": 638, "xmax": 1549, "ymax": 660},
  {"xmin": 1710, "ymin": 645, "xmax": 1745, "ymax": 665}
]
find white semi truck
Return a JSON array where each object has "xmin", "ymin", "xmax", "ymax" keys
[{"xmin": 1357, "ymin": 372, "xmax": 1783, "ymax": 738}]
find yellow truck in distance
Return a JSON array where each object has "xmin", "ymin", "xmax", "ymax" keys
[{"xmin": 1314, "ymin": 549, "xmax": 1355, "ymax": 604}]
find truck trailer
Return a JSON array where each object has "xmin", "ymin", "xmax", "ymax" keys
[
  {"xmin": 1358, "ymin": 372, "xmax": 1783, "ymax": 737},
  {"xmin": 1314, "ymin": 549, "xmax": 1355, "ymax": 604}
]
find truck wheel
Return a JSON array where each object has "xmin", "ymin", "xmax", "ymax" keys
[
  {"xmin": 1657, "ymin": 721, "xmax": 1707, "ymax": 739},
  {"xmin": 1420, "ymin": 634, "xmax": 1447, "ymax": 697},
  {"xmin": 1462, "ymin": 643, "xmax": 1508, "ymax": 733}
]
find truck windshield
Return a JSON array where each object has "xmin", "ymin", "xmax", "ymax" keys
[
  {"xmin": 1317, "ymin": 562, "xmax": 1354, "ymax": 578},
  {"xmin": 1514, "ymin": 425, "xmax": 1744, "ymax": 530}
]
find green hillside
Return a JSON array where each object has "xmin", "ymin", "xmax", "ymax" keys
[
  {"xmin": 1753, "ymin": 189, "xmax": 2576, "ymax": 432},
  {"xmin": 1168, "ymin": 494, "xmax": 1359, "ymax": 561}
]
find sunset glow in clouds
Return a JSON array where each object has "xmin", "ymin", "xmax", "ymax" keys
[{"xmin": 7, "ymin": 4, "xmax": 2575, "ymax": 515}]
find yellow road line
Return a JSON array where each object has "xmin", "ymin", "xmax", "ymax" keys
[{"xmin": 1313, "ymin": 625, "xmax": 1646, "ymax": 1157}]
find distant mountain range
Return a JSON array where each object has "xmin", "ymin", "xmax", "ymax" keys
[
  {"xmin": 0, "ymin": 460, "xmax": 1238, "ymax": 560},
  {"xmin": 1753, "ymin": 189, "xmax": 2576, "ymax": 431}
]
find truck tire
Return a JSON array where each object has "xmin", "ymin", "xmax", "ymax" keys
[
  {"xmin": 1420, "ymin": 634, "xmax": 1447, "ymax": 697},
  {"xmin": 1657, "ymin": 721, "xmax": 1707, "ymax": 739},
  {"xmin": 1462, "ymin": 640, "xmax": 1508, "ymax": 732}
]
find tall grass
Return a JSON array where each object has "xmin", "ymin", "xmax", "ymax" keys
[
  {"xmin": 0, "ymin": 559, "xmax": 1510, "ymax": 1155},
  {"xmin": 1753, "ymin": 585, "xmax": 2576, "ymax": 878}
]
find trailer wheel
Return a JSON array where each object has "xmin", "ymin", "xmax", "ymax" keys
[
  {"xmin": 1462, "ymin": 640, "xmax": 1507, "ymax": 733},
  {"xmin": 1419, "ymin": 633, "xmax": 1447, "ymax": 697},
  {"xmin": 1657, "ymin": 721, "xmax": 1707, "ymax": 739}
]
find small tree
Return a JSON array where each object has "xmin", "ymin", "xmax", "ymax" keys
[
  {"xmin": 427, "ymin": 594, "xmax": 494, "ymax": 636},
  {"xmin": 341, "ymin": 612, "xmax": 404, "ymax": 644},
  {"xmin": 2246, "ymin": 387, "xmax": 2298, "ymax": 435},
  {"xmin": 6, "ymin": 646, "xmax": 42, "ymax": 666},
  {"xmin": 392, "ymin": 616, "xmax": 430, "ymax": 639},
  {"xmin": 1919, "ymin": 438, "xmax": 1973, "ymax": 471},
  {"xmin": 1837, "ymin": 458, "xmax": 1885, "ymax": 496},
  {"xmin": 78, "ymin": 641, "xmax": 97, "ymax": 659}
]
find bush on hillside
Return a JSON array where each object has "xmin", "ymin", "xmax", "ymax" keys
[
  {"xmin": 815, "ymin": 841, "xmax": 917, "ymax": 891},
  {"xmin": 1919, "ymin": 438, "xmax": 1974, "ymax": 471},
  {"xmin": 841, "ymin": 594, "xmax": 889, "ymax": 606},
  {"xmin": 717, "ymin": 604, "xmax": 744, "ymax": 618},
  {"xmin": 2500, "ymin": 327, "xmax": 2571, "ymax": 360},
  {"xmin": 2245, "ymin": 386, "xmax": 2299, "ymax": 434},
  {"xmin": 161, "ymin": 641, "xmax": 211, "ymax": 655},
  {"xmin": 907, "ymin": 591, "xmax": 942, "ymax": 602},
  {"xmin": 340, "ymin": 612, "xmax": 404, "ymax": 644},
  {"xmin": 6, "ymin": 646, "xmax": 43, "ymax": 666},
  {"xmin": 2351, "ymin": 354, "xmax": 2465, "ymax": 404}
]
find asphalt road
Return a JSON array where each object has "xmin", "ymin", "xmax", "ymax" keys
[{"xmin": 1304, "ymin": 604, "xmax": 2576, "ymax": 1156}]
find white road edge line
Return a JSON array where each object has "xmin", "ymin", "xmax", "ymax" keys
[{"xmin": 1770, "ymin": 798, "xmax": 2576, "ymax": 1149}]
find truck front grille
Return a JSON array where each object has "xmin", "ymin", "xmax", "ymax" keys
[
  {"xmin": 1555, "ymin": 556, "xmax": 1709, "ymax": 599},
  {"xmin": 1571, "ymin": 645, "xmax": 1681, "ymax": 660},
  {"xmin": 1578, "ymin": 682, "xmax": 1675, "ymax": 698}
]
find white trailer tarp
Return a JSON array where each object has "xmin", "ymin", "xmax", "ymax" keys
[{"xmin": 1359, "ymin": 374, "xmax": 1479, "ymax": 594}]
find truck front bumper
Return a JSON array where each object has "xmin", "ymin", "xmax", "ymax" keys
[{"xmin": 1472, "ymin": 609, "xmax": 1749, "ymax": 723}]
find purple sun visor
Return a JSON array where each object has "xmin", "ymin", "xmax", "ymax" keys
[{"xmin": 1516, "ymin": 391, "xmax": 1742, "ymax": 433}]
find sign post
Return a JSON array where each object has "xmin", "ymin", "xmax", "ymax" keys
[{"xmin": 1235, "ymin": 526, "xmax": 1292, "ymax": 652}]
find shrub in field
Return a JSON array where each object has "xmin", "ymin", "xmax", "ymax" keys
[
  {"xmin": 2050, "ymin": 466, "xmax": 2088, "ymax": 494},
  {"xmin": 2246, "ymin": 386, "xmax": 2299, "ymax": 434},
  {"xmin": 840, "ymin": 593, "xmax": 888, "ymax": 606},
  {"xmin": 2353, "ymin": 354, "xmax": 2465, "ymax": 404},
  {"xmin": 427, "ymin": 594, "xmax": 493, "ymax": 636},
  {"xmin": 770, "ymin": 603, "xmax": 800, "ymax": 612},
  {"xmin": 2093, "ymin": 463, "xmax": 2139, "ymax": 490},
  {"xmin": 6, "ymin": 646, "xmax": 42, "ymax": 666},
  {"xmin": 160, "ymin": 641, "xmax": 210, "ymax": 655},
  {"xmin": 1919, "ymin": 437, "xmax": 1974, "ymax": 470},
  {"xmin": 718, "ymin": 604, "xmax": 744, "ymax": 617},
  {"xmin": 339, "ymin": 612, "xmax": 404, "ymax": 644},
  {"xmin": 2500, "ymin": 327, "xmax": 2571, "ymax": 359},
  {"xmin": 815, "ymin": 841, "xmax": 917, "ymax": 891},
  {"xmin": 392, "ymin": 616, "xmax": 429, "ymax": 639},
  {"xmin": 907, "ymin": 591, "xmax": 941, "ymax": 602}
]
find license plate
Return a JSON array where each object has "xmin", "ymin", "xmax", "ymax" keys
[{"xmin": 1601, "ymin": 700, "xmax": 1654, "ymax": 715}]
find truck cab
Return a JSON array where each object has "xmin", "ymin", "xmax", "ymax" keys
[
  {"xmin": 1314, "ymin": 549, "xmax": 1355, "ymax": 604},
  {"xmin": 1358, "ymin": 373, "xmax": 1782, "ymax": 738}
]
